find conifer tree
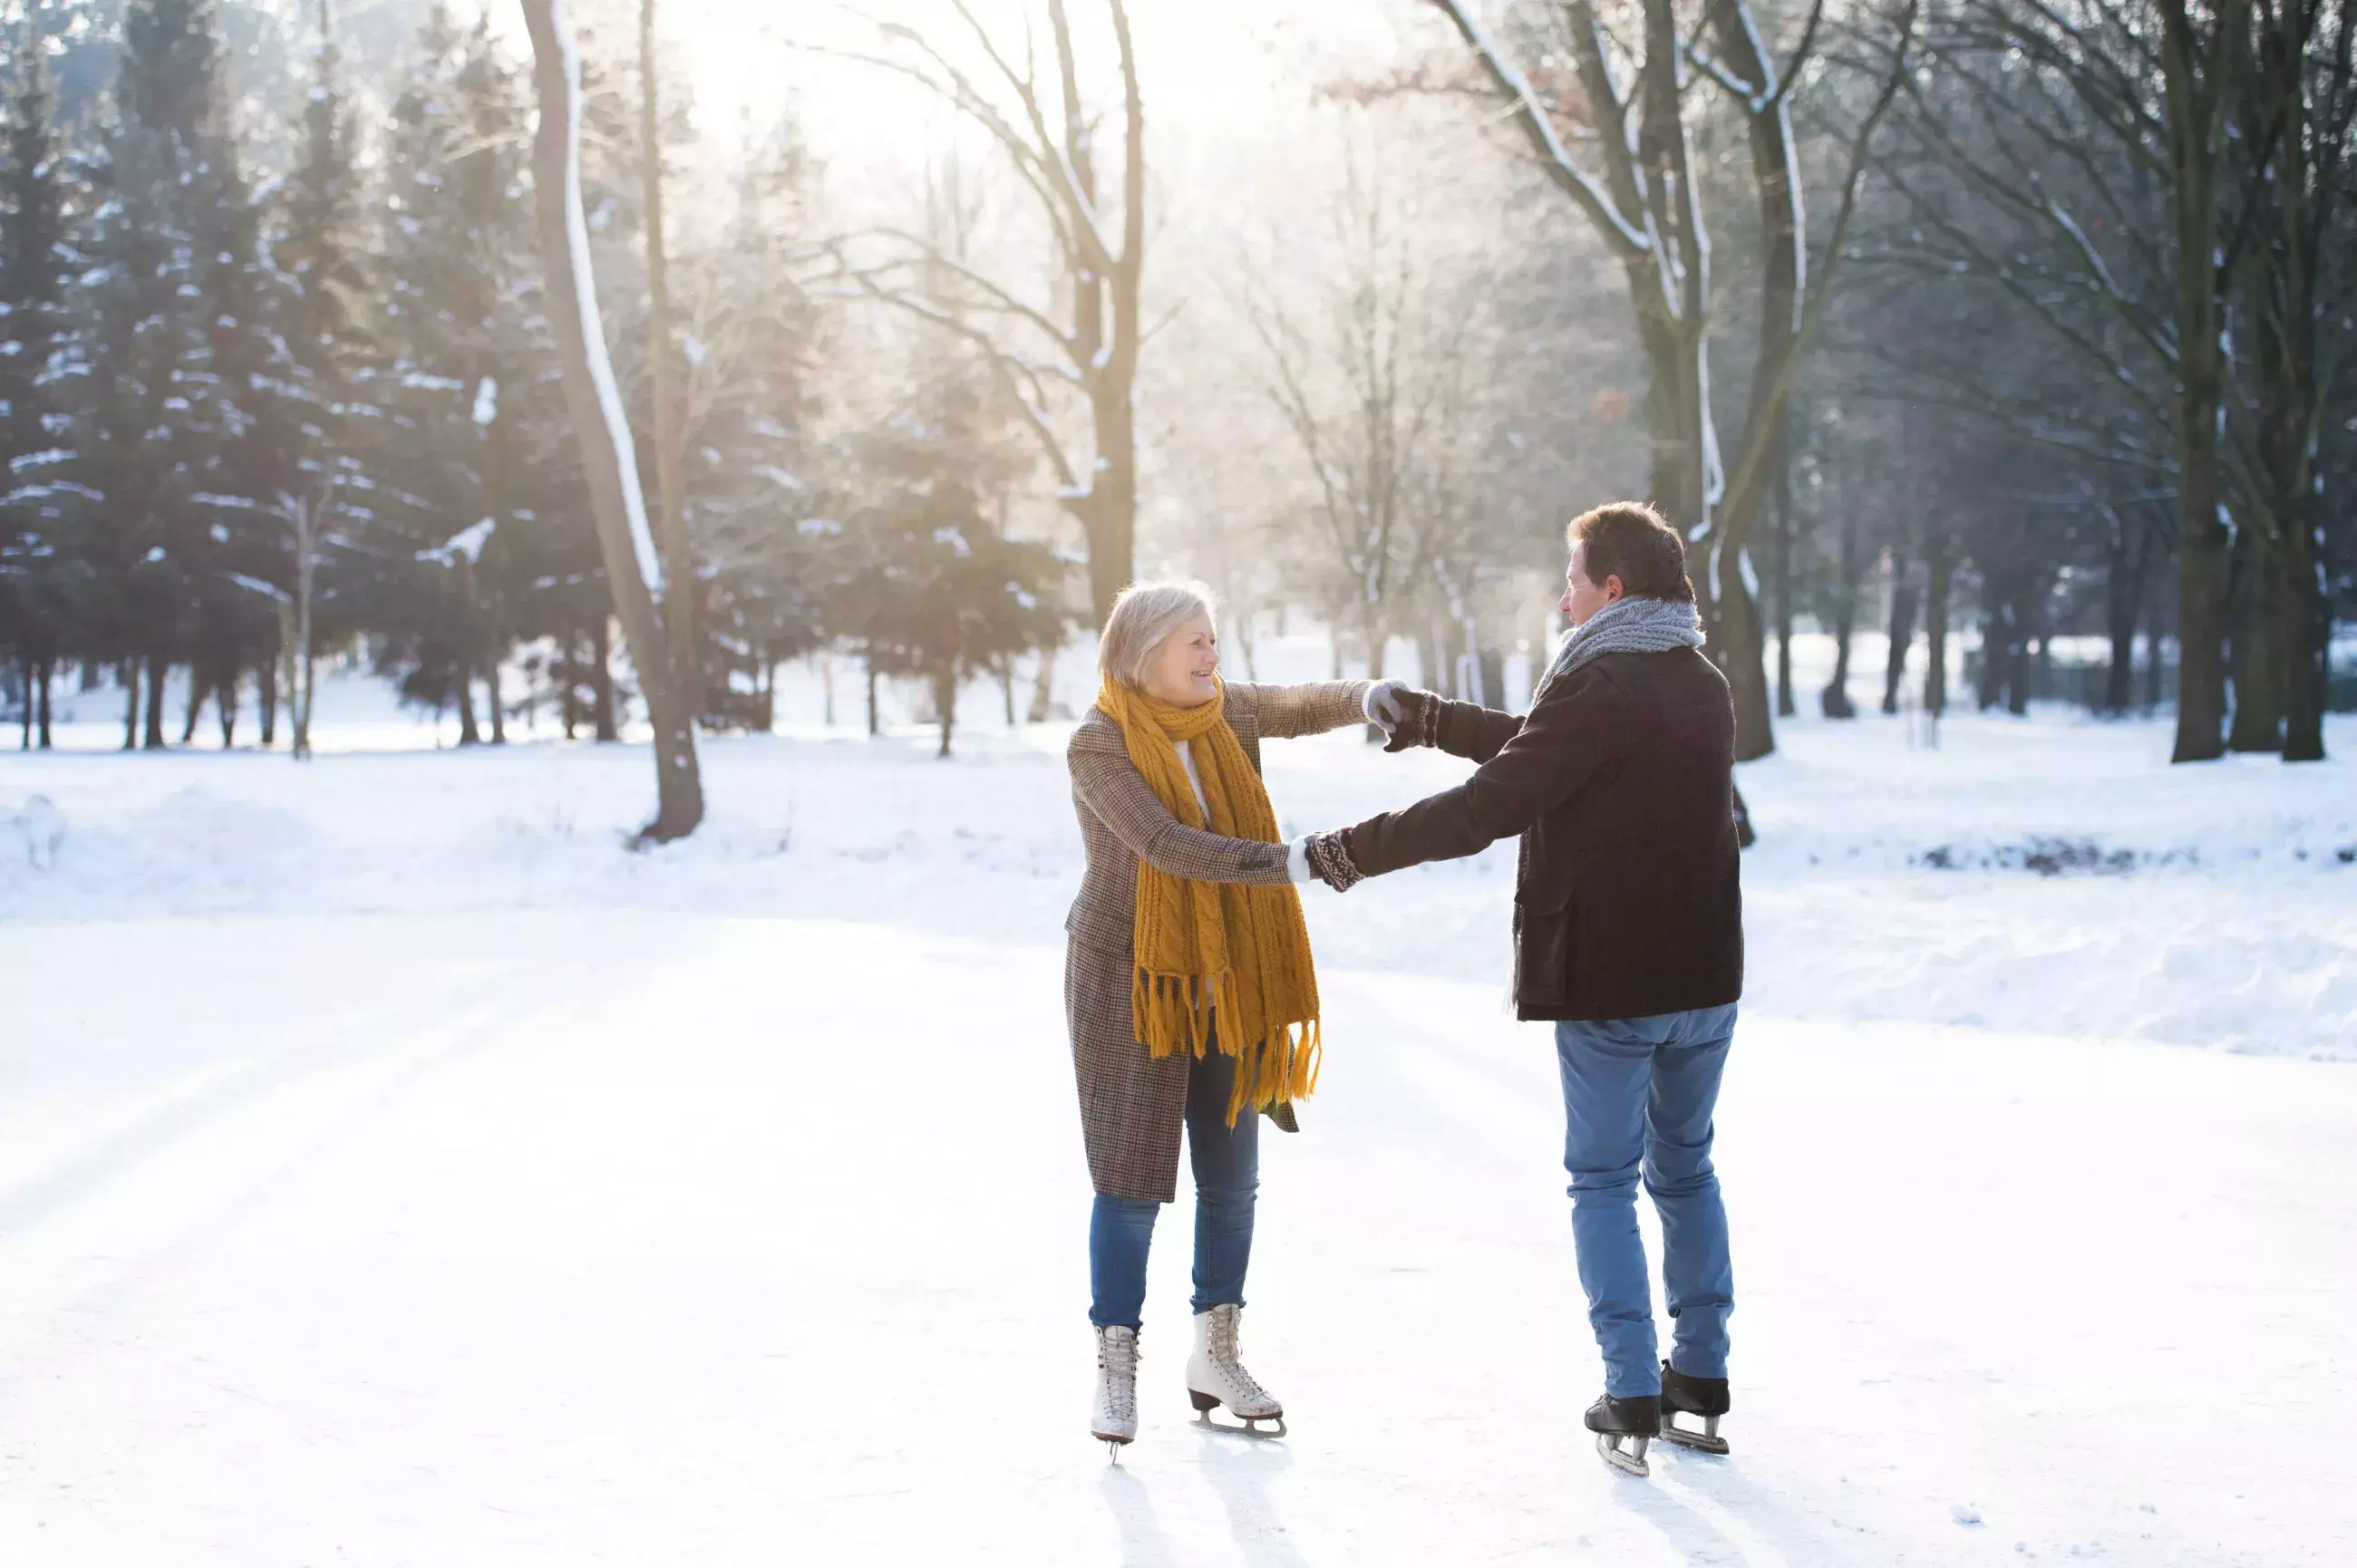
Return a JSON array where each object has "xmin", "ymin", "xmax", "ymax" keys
[{"xmin": 0, "ymin": 22, "xmax": 74, "ymax": 748}]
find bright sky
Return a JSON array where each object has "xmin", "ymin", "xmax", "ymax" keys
[{"xmin": 664, "ymin": 0, "xmax": 1420, "ymax": 179}]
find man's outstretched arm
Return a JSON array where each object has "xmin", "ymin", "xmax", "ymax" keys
[{"xmin": 1318, "ymin": 666, "xmax": 1633, "ymax": 882}]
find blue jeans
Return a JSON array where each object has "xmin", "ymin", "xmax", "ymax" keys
[
  {"xmin": 1088, "ymin": 1045, "xmax": 1259, "ymax": 1329},
  {"xmin": 1555, "ymin": 1004, "xmax": 1737, "ymax": 1399}
]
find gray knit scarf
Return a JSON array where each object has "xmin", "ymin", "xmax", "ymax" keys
[{"xmin": 1537, "ymin": 595, "xmax": 1706, "ymax": 700}]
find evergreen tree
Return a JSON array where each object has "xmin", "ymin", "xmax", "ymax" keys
[
  {"xmin": 71, "ymin": 0, "xmax": 276, "ymax": 747},
  {"xmin": 0, "ymin": 23, "xmax": 76, "ymax": 748},
  {"xmin": 839, "ymin": 374, "xmax": 1067, "ymax": 757},
  {"xmin": 687, "ymin": 114, "xmax": 829, "ymax": 730}
]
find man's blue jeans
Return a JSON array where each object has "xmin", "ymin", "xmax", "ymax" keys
[
  {"xmin": 1088, "ymin": 1045, "xmax": 1258, "ymax": 1329},
  {"xmin": 1555, "ymin": 1003, "xmax": 1738, "ymax": 1399}
]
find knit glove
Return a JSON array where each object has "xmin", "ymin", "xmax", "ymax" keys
[
  {"xmin": 1372, "ymin": 686, "xmax": 1441, "ymax": 753},
  {"xmin": 1300, "ymin": 829, "xmax": 1366, "ymax": 893}
]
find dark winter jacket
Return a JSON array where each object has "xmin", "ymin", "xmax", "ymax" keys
[{"xmin": 1340, "ymin": 645, "xmax": 1743, "ymax": 1022}]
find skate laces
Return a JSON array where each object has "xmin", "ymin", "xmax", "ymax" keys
[
  {"xmin": 1207, "ymin": 1311, "xmax": 1270, "ymax": 1403},
  {"xmin": 1098, "ymin": 1329, "xmax": 1140, "ymax": 1422}
]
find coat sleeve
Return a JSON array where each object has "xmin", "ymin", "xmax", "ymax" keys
[
  {"xmin": 1344, "ymin": 667, "xmax": 1632, "ymax": 876},
  {"xmin": 1068, "ymin": 721, "xmax": 1294, "ymax": 886},
  {"xmin": 1431, "ymin": 698, "xmax": 1525, "ymax": 763},
  {"xmin": 1226, "ymin": 680, "xmax": 1372, "ymax": 740}
]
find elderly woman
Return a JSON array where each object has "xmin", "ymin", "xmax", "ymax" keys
[{"xmin": 1067, "ymin": 580, "xmax": 1405, "ymax": 1452}]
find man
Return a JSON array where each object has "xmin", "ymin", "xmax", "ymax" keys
[{"xmin": 1307, "ymin": 502, "xmax": 1743, "ymax": 1478}]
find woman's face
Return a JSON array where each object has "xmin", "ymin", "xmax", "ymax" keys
[{"xmin": 1141, "ymin": 613, "xmax": 1220, "ymax": 708}]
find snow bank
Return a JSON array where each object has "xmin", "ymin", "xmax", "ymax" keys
[{"xmin": 4, "ymin": 692, "xmax": 2352, "ymax": 1060}]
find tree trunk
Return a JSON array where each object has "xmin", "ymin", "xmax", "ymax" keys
[
  {"xmin": 820, "ymin": 648, "xmax": 836, "ymax": 728},
  {"xmin": 935, "ymin": 666, "xmax": 957, "ymax": 759},
  {"xmin": 487, "ymin": 651, "xmax": 508, "ymax": 744},
  {"xmin": 292, "ymin": 490, "xmax": 319, "ymax": 762},
  {"xmin": 35, "ymin": 657, "xmax": 53, "ymax": 750},
  {"xmin": 1718, "ymin": 567, "xmax": 1774, "ymax": 758},
  {"xmin": 524, "ymin": 0, "xmax": 702, "ymax": 840},
  {"xmin": 865, "ymin": 649, "xmax": 881, "ymax": 738},
  {"xmin": 180, "ymin": 669, "xmax": 206, "ymax": 745},
  {"xmin": 2282, "ymin": 552, "xmax": 2327, "ymax": 763},
  {"xmin": 15, "ymin": 660, "xmax": 26, "ymax": 750},
  {"xmin": 2160, "ymin": 0, "xmax": 2241, "ymax": 763},
  {"xmin": 258, "ymin": 656, "xmax": 277, "ymax": 746},
  {"xmin": 1027, "ymin": 650, "xmax": 1055, "ymax": 723},
  {"xmin": 1000, "ymin": 657, "xmax": 1017, "ymax": 728},
  {"xmin": 1925, "ymin": 546, "xmax": 1952, "ymax": 719},
  {"xmin": 456, "ymin": 668, "xmax": 483, "ymax": 746},
  {"xmin": 1821, "ymin": 509, "xmax": 1860, "ymax": 719},
  {"xmin": 2226, "ymin": 539, "xmax": 2284, "ymax": 752},
  {"xmin": 1880, "ymin": 568, "xmax": 1918, "ymax": 716},
  {"xmin": 1771, "ymin": 431, "xmax": 1796, "ymax": 719},
  {"xmin": 590, "ymin": 617, "xmax": 618, "ymax": 742},
  {"xmin": 143, "ymin": 656, "xmax": 168, "ymax": 749},
  {"xmin": 2144, "ymin": 627, "xmax": 2168, "ymax": 712},
  {"xmin": 121, "ymin": 659, "xmax": 139, "ymax": 750},
  {"xmin": 2008, "ymin": 629, "xmax": 2035, "ymax": 717},
  {"xmin": 639, "ymin": 0, "xmax": 696, "ymax": 718},
  {"xmin": 215, "ymin": 665, "xmax": 237, "ymax": 749},
  {"xmin": 558, "ymin": 630, "xmax": 579, "ymax": 740}
]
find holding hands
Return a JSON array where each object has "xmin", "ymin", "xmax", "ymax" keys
[
  {"xmin": 1363, "ymin": 681, "xmax": 1441, "ymax": 754},
  {"xmin": 1292, "ymin": 680, "xmax": 1441, "ymax": 892}
]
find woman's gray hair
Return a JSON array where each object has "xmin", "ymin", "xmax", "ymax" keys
[{"xmin": 1098, "ymin": 580, "xmax": 1217, "ymax": 689}]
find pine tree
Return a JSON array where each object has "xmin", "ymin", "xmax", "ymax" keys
[
  {"xmin": 688, "ymin": 114, "xmax": 829, "ymax": 729},
  {"xmin": 0, "ymin": 23, "xmax": 75, "ymax": 748},
  {"xmin": 839, "ymin": 373, "xmax": 1067, "ymax": 758},
  {"xmin": 71, "ymin": 0, "xmax": 275, "ymax": 748},
  {"xmin": 259, "ymin": 0, "xmax": 369, "ymax": 755},
  {"xmin": 365, "ymin": 5, "xmax": 585, "ymax": 743}
]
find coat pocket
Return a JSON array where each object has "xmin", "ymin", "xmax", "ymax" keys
[{"xmin": 1512, "ymin": 883, "xmax": 1576, "ymax": 1010}]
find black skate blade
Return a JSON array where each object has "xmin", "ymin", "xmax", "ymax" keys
[
  {"xmin": 1596, "ymin": 1433, "xmax": 1651, "ymax": 1477},
  {"xmin": 1660, "ymin": 1413, "xmax": 1729, "ymax": 1456}
]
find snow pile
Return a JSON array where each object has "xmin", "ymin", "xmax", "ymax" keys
[{"xmin": 5, "ymin": 694, "xmax": 2352, "ymax": 1060}]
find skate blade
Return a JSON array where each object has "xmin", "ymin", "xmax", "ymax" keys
[
  {"xmin": 1660, "ymin": 1415, "xmax": 1729, "ymax": 1456},
  {"xmin": 1189, "ymin": 1394, "xmax": 1285, "ymax": 1438},
  {"xmin": 1596, "ymin": 1433, "xmax": 1651, "ymax": 1478}
]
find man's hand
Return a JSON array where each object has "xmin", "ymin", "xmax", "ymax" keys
[
  {"xmin": 1299, "ymin": 829, "xmax": 1366, "ymax": 893},
  {"xmin": 1365, "ymin": 681, "xmax": 1440, "ymax": 753}
]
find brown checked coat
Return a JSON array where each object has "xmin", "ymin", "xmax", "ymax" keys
[{"xmin": 1064, "ymin": 678, "xmax": 1371, "ymax": 1201}]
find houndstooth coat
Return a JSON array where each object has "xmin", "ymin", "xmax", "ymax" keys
[{"xmin": 1064, "ymin": 679, "xmax": 1372, "ymax": 1202}]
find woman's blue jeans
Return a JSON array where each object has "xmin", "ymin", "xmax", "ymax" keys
[{"xmin": 1088, "ymin": 1045, "xmax": 1258, "ymax": 1329}]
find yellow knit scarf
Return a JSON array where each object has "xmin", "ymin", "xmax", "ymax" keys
[{"xmin": 1096, "ymin": 675, "xmax": 1323, "ymax": 1124}]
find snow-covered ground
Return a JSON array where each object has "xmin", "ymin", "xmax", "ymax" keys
[{"xmin": 3, "ymin": 657, "xmax": 2354, "ymax": 1565}]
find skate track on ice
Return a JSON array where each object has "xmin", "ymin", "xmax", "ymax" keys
[{"xmin": 2, "ymin": 913, "xmax": 2351, "ymax": 1567}]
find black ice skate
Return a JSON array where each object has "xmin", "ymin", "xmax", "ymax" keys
[
  {"xmin": 1585, "ymin": 1393, "xmax": 1660, "ymax": 1477},
  {"xmin": 1659, "ymin": 1362, "xmax": 1731, "ymax": 1456}
]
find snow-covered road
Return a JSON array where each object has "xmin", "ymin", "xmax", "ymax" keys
[{"xmin": 4, "ymin": 912, "xmax": 2351, "ymax": 1566}]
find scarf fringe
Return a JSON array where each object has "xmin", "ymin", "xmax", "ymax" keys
[{"xmin": 1133, "ymin": 966, "xmax": 1323, "ymax": 1127}]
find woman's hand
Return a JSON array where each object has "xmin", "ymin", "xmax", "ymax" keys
[{"xmin": 1365, "ymin": 682, "xmax": 1441, "ymax": 753}]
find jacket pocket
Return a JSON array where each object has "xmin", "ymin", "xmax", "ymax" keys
[{"xmin": 1513, "ymin": 883, "xmax": 1575, "ymax": 1010}]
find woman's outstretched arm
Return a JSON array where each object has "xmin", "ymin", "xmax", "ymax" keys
[
  {"xmin": 1226, "ymin": 680, "xmax": 1372, "ymax": 740},
  {"xmin": 1068, "ymin": 722, "xmax": 1299, "ymax": 886}
]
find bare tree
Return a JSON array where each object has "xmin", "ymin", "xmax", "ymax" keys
[
  {"xmin": 1245, "ymin": 152, "xmax": 1475, "ymax": 689},
  {"xmin": 818, "ymin": 1, "xmax": 1146, "ymax": 624},
  {"xmin": 520, "ymin": 0, "xmax": 703, "ymax": 842},
  {"xmin": 1424, "ymin": 0, "xmax": 1920, "ymax": 761},
  {"xmin": 638, "ymin": 0, "xmax": 695, "ymax": 715}
]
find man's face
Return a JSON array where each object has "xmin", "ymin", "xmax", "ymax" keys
[{"xmin": 1560, "ymin": 541, "xmax": 1625, "ymax": 626}]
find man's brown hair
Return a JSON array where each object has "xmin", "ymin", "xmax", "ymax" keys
[{"xmin": 1566, "ymin": 502, "xmax": 1695, "ymax": 604}]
